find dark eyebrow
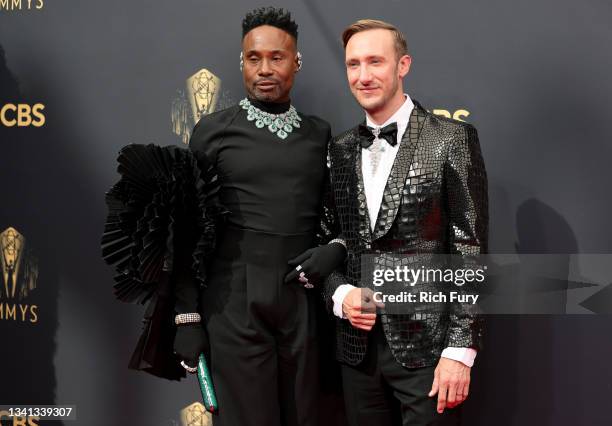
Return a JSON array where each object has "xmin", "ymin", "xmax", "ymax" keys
[{"xmin": 245, "ymin": 48, "xmax": 289, "ymax": 56}]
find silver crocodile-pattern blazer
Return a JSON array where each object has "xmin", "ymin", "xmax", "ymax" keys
[{"xmin": 322, "ymin": 101, "xmax": 488, "ymax": 368}]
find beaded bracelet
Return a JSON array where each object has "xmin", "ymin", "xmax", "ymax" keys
[{"xmin": 174, "ymin": 312, "xmax": 201, "ymax": 325}]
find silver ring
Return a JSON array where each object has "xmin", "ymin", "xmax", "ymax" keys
[
  {"xmin": 180, "ymin": 360, "xmax": 197, "ymax": 374},
  {"xmin": 295, "ymin": 264, "xmax": 303, "ymax": 272}
]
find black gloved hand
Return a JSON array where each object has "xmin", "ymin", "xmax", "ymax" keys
[
  {"xmin": 284, "ymin": 242, "xmax": 346, "ymax": 285},
  {"xmin": 173, "ymin": 323, "xmax": 209, "ymax": 368}
]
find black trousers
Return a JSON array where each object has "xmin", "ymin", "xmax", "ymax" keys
[
  {"xmin": 202, "ymin": 227, "xmax": 319, "ymax": 426},
  {"xmin": 341, "ymin": 322, "xmax": 460, "ymax": 426}
]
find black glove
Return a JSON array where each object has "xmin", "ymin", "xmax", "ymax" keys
[
  {"xmin": 284, "ymin": 242, "xmax": 346, "ymax": 285},
  {"xmin": 174, "ymin": 323, "xmax": 209, "ymax": 368}
]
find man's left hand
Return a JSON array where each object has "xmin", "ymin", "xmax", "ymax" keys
[
  {"xmin": 284, "ymin": 242, "xmax": 346, "ymax": 286},
  {"xmin": 428, "ymin": 357, "xmax": 471, "ymax": 413}
]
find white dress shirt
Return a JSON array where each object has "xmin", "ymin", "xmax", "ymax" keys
[{"xmin": 331, "ymin": 94, "xmax": 477, "ymax": 368}]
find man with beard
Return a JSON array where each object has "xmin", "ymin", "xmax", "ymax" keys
[
  {"xmin": 172, "ymin": 7, "xmax": 346, "ymax": 426},
  {"xmin": 324, "ymin": 19, "xmax": 488, "ymax": 425}
]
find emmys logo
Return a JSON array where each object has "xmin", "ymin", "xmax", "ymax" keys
[
  {"xmin": 1, "ymin": 104, "xmax": 45, "ymax": 127},
  {"xmin": 172, "ymin": 68, "xmax": 234, "ymax": 144},
  {"xmin": 0, "ymin": 0, "xmax": 43, "ymax": 11},
  {"xmin": 0, "ymin": 227, "xmax": 39, "ymax": 323},
  {"xmin": 432, "ymin": 109, "xmax": 470, "ymax": 122},
  {"xmin": 178, "ymin": 402, "xmax": 212, "ymax": 426}
]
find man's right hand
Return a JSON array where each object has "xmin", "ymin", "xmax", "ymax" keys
[
  {"xmin": 342, "ymin": 287, "xmax": 385, "ymax": 331},
  {"xmin": 174, "ymin": 323, "xmax": 209, "ymax": 368}
]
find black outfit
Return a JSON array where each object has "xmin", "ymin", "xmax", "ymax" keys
[
  {"xmin": 189, "ymin": 98, "xmax": 328, "ymax": 234},
  {"xmin": 102, "ymin": 144, "xmax": 216, "ymax": 381},
  {"xmin": 183, "ymin": 99, "xmax": 332, "ymax": 426},
  {"xmin": 341, "ymin": 322, "xmax": 459, "ymax": 426},
  {"xmin": 323, "ymin": 101, "xmax": 488, "ymax": 425}
]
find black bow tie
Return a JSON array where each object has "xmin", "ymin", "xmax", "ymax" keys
[{"xmin": 358, "ymin": 122, "xmax": 398, "ymax": 149}]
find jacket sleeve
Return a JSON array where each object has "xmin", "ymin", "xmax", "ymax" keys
[
  {"xmin": 320, "ymin": 137, "xmax": 352, "ymax": 312},
  {"xmin": 316, "ymin": 128, "xmax": 341, "ymax": 245},
  {"xmin": 443, "ymin": 123, "xmax": 488, "ymax": 350}
]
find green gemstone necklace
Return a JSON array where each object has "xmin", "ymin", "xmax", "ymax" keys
[{"xmin": 239, "ymin": 98, "xmax": 302, "ymax": 140}]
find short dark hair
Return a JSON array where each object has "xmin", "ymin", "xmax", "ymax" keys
[
  {"xmin": 342, "ymin": 19, "xmax": 408, "ymax": 58},
  {"xmin": 242, "ymin": 7, "xmax": 298, "ymax": 41}
]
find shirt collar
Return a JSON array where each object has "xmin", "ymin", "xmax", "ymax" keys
[{"xmin": 365, "ymin": 93, "xmax": 414, "ymax": 129}]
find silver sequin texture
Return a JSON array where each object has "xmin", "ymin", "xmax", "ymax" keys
[{"xmin": 321, "ymin": 101, "xmax": 488, "ymax": 368}]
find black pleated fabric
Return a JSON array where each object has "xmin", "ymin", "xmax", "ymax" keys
[{"xmin": 101, "ymin": 143, "xmax": 226, "ymax": 380}]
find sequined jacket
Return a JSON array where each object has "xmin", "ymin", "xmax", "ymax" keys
[{"xmin": 322, "ymin": 101, "xmax": 488, "ymax": 368}]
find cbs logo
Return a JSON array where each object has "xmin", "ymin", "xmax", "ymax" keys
[
  {"xmin": 1, "ymin": 104, "xmax": 45, "ymax": 127},
  {"xmin": 0, "ymin": 412, "xmax": 38, "ymax": 425},
  {"xmin": 432, "ymin": 109, "xmax": 470, "ymax": 122}
]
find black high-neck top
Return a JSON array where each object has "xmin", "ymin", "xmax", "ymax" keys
[
  {"xmin": 188, "ymin": 100, "xmax": 331, "ymax": 235},
  {"xmin": 248, "ymin": 97, "xmax": 291, "ymax": 114}
]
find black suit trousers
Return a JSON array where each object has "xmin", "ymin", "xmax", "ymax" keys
[
  {"xmin": 202, "ymin": 227, "xmax": 319, "ymax": 426},
  {"xmin": 341, "ymin": 321, "xmax": 461, "ymax": 426}
]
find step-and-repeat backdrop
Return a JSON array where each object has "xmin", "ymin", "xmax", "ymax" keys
[{"xmin": 1, "ymin": 1, "xmax": 611, "ymax": 425}]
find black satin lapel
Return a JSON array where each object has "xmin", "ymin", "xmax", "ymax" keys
[
  {"xmin": 352, "ymin": 127, "xmax": 372, "ymax": 243},
  {"xmin": 371, "ymin": 102, "xmax": 427, "ymax": 240}
]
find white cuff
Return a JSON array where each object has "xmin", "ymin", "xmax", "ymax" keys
[
  {"xmin": 332, "ymin": 284, "xmax": 356, "ymax": 319},
  {"xmin": 440, "ymin": 347, "xmax": 477, "ymax": 367}
]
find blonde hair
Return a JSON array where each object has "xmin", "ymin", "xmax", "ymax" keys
[{"xmin": 342, "ymin": 19, "xmax": 408, "ymax": 59}]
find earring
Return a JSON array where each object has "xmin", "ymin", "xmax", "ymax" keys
[
  {"xmin": 240, "ymin": 52, "xmax": 244, "ymax": 71},
  {"xmin": 297, "ymin": 51, "xmax": 303, "ymax": 71}
]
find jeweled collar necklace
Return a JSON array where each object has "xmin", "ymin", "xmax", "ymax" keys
[{"xmin": 239, "ymin": 97, "xmax": 302, "ymax": 140}]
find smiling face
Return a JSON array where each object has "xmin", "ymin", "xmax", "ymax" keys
[
  {"xmin": 345, "ymin": 28, "xmax": 411, "ymax": 122},
  {"xmin": 242, "ymin": 25, "xmax": 299, "ymax": 103}
]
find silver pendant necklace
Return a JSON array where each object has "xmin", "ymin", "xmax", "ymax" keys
[{"xmin": 239, "ymin": 98, "xmax": 301, "ymax": 140}]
